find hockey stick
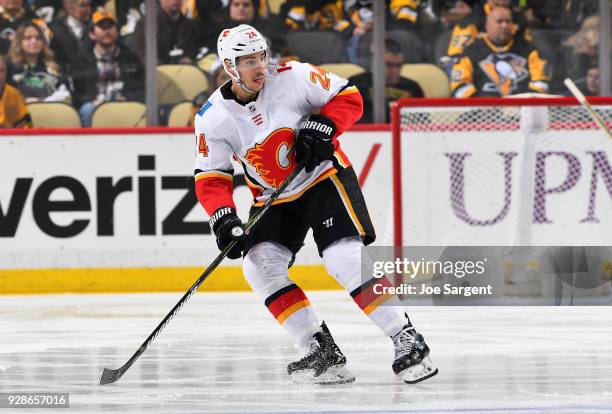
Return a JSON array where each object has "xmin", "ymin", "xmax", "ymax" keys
[
  {"xmin": 100, "ymin": 161, "xmax": 304, "ymax": 385},
  {"xmin": 564, "ymin": 78, "xmax": 612, "ymax": 139}
]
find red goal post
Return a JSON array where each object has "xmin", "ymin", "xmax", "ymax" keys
[{"xmin": 391, "ymin": 97, "xmax": 612, "ymax": 247}]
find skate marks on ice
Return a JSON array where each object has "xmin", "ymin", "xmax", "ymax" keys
[{"xmin": 1, "ymin": 292, "xmax": 612, "ymax": 413}]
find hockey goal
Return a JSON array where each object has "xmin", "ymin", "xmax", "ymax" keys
[{"xmin": 391, "ymin": 97, "xmax": 612, "ymax": 300}]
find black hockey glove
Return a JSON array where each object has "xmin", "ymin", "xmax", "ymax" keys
[
  {"xmin": 209, "ymin": 207, "xmax": 247, "ymax": 259},
  {"xmin": 295, "ymin": 114, "xmax": 337, "ymax": 173}
]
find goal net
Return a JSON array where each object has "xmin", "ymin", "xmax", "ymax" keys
[{"xmin": 391, "ymin": 97, "xmax": 612, "ymax": 300}]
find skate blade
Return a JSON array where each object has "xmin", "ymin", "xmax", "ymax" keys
[
  {"xmin": 290, "ymin": 364, "xmax": 356, "ymax": 385},
  {"xmin": 398, "ymin": 356, "xmax": 438, "ymax": 384}
]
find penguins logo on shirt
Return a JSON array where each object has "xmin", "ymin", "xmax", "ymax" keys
[
  {"xmin": 478, "ymin": 53, "xmax": 528, "ymax": 96},
  {"xmin": 245, "ymin": 128, "xmax": 298, "ymax": 187}
]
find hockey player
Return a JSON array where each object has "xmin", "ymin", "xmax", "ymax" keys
[{"xmin": 193, "ymin": 24, "xmax": 437, "ymax": 385}]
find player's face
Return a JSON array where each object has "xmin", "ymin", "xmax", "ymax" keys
[
  {"xmin": 486, "ymin": 8, "xmax": 513, "ymax": 45},
  {"xmin": 236, "ymin": 51, "xmax": 268, "ymax": 92}
]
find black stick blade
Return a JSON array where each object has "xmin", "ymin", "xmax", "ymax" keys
[{"xmin": 100, "ymin": 368, "xmax": 123, "ymax": 385}]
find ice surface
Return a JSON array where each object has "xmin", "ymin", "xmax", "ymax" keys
[{"xmin": 1, "ymin": 292, "xmax": 612, "ymax": 413}]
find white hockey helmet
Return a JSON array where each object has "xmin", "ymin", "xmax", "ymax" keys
[{"xmin": 217, "ymin": 24, "xmax": 268, "ymax": 83}]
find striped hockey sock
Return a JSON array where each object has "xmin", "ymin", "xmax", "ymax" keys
[{"xmin": 265, "ymin": 283, "xmax": 321, "ymax": 347}]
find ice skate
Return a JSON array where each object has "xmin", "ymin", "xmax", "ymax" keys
[
  {"xmin": 287, "ymin": 322, "xmax": 355, "ymax": 385},
  {"xmin": 391, "ymin": 314, "xmax": 438, "ymax": 384}
]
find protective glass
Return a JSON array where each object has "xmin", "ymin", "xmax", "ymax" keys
[{"xmin": 235, "ymin": 50, "xmax": 270, "ymax": 72}]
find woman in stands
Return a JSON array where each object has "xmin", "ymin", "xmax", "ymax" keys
[
  {"xmin": 562, "ymin": 15, "xmax": 600, "ymax": 82},
  {"xmin": 7, "ymin": 21, "xmax": 71, "ymax": 103},
  {"xmin": 218, "ymin": 0, "xmax": 285, "ymax": 56}
]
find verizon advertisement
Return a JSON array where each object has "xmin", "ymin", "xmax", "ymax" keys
[
  {"xmin": 401, "ymin": 129, "xmax": 612, "ymax": 245},
  {"xmin": 0, "ymin": 131, "xmax": 391, "ymax": 269}
]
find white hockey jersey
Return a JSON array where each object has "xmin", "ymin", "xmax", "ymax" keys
[{"xmin": 193, "ymin": 61, "xmax": 362, "ymax": 216}]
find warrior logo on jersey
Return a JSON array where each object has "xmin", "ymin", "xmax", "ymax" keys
[
  {"xmin": 478, "ymin": 53, "xmax": 528, "ymax": 96},
  {"xmin": 245, "ymin": 128, "xmax": 297, "ymax": 187}
]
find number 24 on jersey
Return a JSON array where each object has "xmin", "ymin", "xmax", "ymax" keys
[{"xmin": 309, "ymin": 65, "xmax": 331, "ymax": 91}]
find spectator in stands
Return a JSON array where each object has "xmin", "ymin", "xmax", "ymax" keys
[
  {"xmin": 0, "ymin": 0, "xmax": 51, "ymax": 54},
  {"xmin": 49, "ymin": 0, "xmax": 93, "ymax": 73},
  {"xmin": 228, "ymin": 0, "xmax": 257, "ymax": 24},
  {"xmin": 7, "ymin": 21, "xmax": 70, "ymax": 102},
  {"xmin": 114, "ymin": 0, "xmax": 143, "ymax": 38},
  {"xmin": 71, "ymin": 11, "xmax": 144, "ymax": 127},
  {"xmin": 183, "ymin": 0, "xmax": 270, "ymax": 22},
  {"xmin": 442, "ymin": 0, "xmax": 531, "ymax": 72},
  {"xmin": 585, "ymin": 66, "xmax": 600, "ymax": 96},
  {"xmin": 281, "ymin": 0, "xmax": 353, "ymax": 38},
  {"xmin": 435, "ymin": 0, "xmax": 473, "ymax": 29},
  {"xmin": 450, "ymin": 6, "xmax": 550, "ymax": 98},
  {"xmin": 350, "ymin": 38, "xmax": 423, "ymax": 123},
  {"xmin": 131, "ymin": 0, "xmax": 200, "ymax": 64},
  {"xmin": 346, "ymin": 0, "xmax": 373, "ymax": 64},
  {"xmin": 175, "ymin": 0, "xmax": 223, "ymax": 57},
  {"xmin": 217, "ymin": 0, "xmax": 285, "ymax": 56},
  {"xmin": 24, "ymin": 0, "xmax": 104, "ymax": 23},
  {"xmin": 583, "ymin": 65, "xmax": 600, "ymax": 96},
  {"xmin": 524, "ymin": 0, "xmax": 598, "ymax": 30},
  {"xmin": 562, "ymin": 15, "xmax": 599, "ymax": 82},
  {"xmin": 565, "ymin": 64, "xmax": 600, "ymax": 97},
  {"xmin": 387, "ymin": 0, "xmax": 419, "ymax": 29},
  {"xmin": 0, "ymin": 53, "xmax": 31, "ymax": 127}
]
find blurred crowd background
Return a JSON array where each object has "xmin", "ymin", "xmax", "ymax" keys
[{"xmin": 0, "ymin": 0, "xmax": 610, "ymax": 128}]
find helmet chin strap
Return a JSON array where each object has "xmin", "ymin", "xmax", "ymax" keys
[
  {"xmin": 237, "ymin": 78, "xmax": 259, "ymax": 95},
  {"xmin": 227, "ymin": 63, "xmax": 260, "ymax": 95}
]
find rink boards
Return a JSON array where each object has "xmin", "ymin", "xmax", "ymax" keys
[
  {"xmin": 2, "ymin": 124, "xmax": 611, "ymax": 294},
  {"xmin": 0, "ymin": 128, "xmax": 392, "ymax": 293}
]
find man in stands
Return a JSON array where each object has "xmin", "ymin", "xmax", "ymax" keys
[
  {"xmin": 350, "ymin": 38, "xmax": 423, "ymax": 123},
  {"xmin": 131, "ymin": 0, "xmax": 199, "ymax": 64},
  {"xmin": 450, "ymin": 6, "xmax": 550, "ymax": 98},
  {"xmin": 442, "ymin": 0, "xmax": 532, "ymax": 71},
  {"xmin": 0, "ymin": 0, "xmax": 50, "ymax": 54},
  {"xmin": 70, "ymin": 11, "xmax": 143, "ymax": 126},
  {"xmin": 50, "ymin": 0, "xmax": 93, "ymax": 73}
]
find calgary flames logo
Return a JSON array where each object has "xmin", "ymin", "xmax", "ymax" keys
[{"xmin": 245, "ymin": 128, "xmax": 297, "ymax": 188}]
